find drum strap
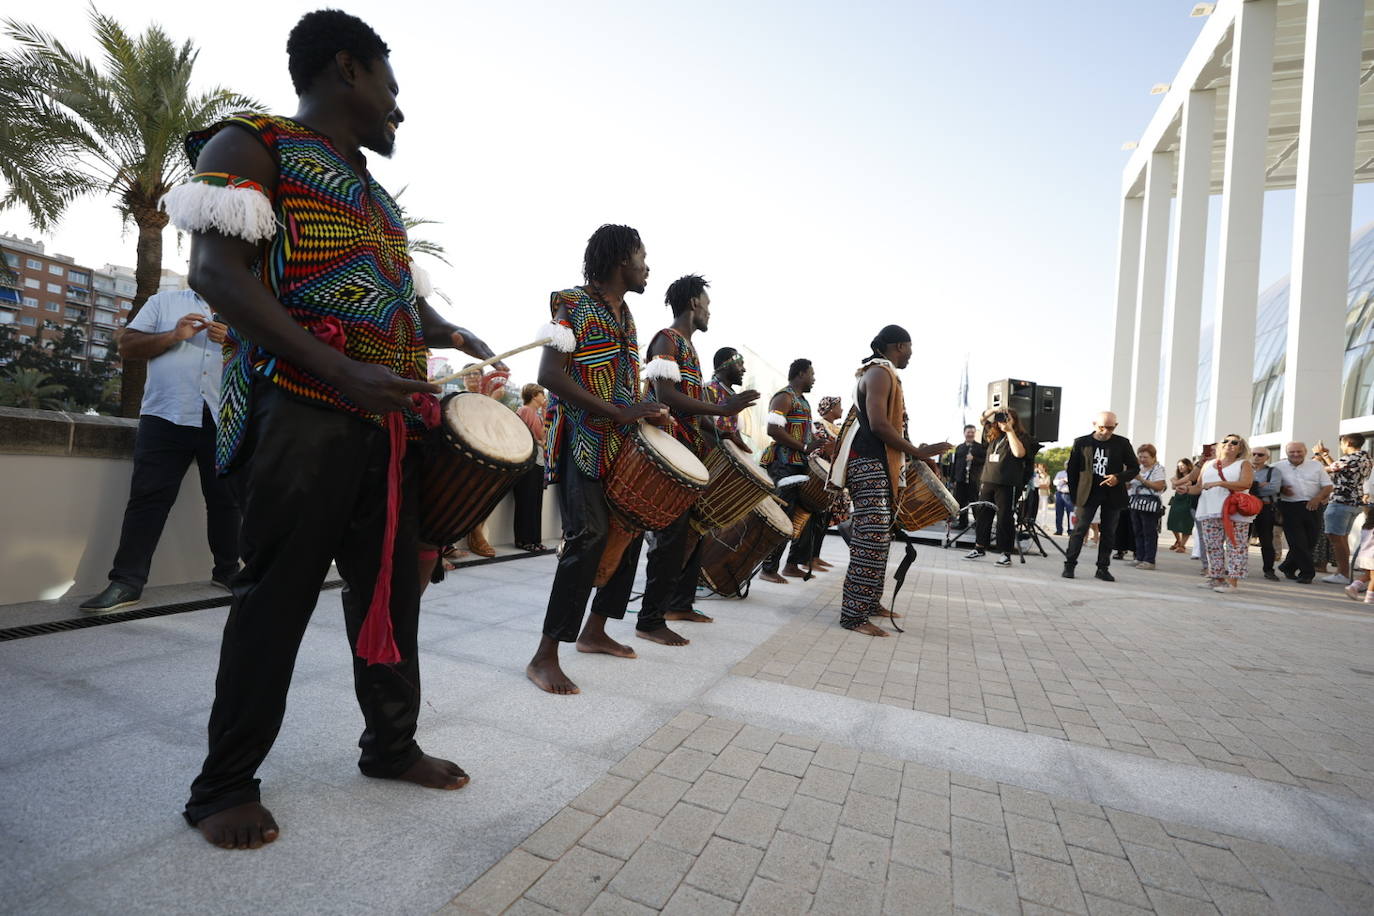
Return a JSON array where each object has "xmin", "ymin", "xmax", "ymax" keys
[{"xmin": 886, "ymin": 527, "xmax": 912, "ymax": 634}]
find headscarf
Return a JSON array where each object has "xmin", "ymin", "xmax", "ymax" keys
[{"xmin": 818, "ymin": 396, "xmax": 841, "ymax": 416}]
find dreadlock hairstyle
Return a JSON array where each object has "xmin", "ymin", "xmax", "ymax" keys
[
  {"xmin": 713, "ymin": 347, "xmax": 740, "ymax": 370},
  {"xmin": 287, "ymin": 10, "xmax": 391, "ymax": 95},
  {"xmin": 788, "ymin": 358, "xmax": 812, "ymax": 381},
  {"xmin": 582, "ymin": 224, "xmax": 643, "ymax": 286},
  {"xmin": 665, "ymin": 274, "xmax": 709, "ymax": 315}
]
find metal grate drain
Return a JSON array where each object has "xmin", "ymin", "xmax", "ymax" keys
[{"xmin": 0, "ymin": 548, "xmax": 554, "ymax": 642}]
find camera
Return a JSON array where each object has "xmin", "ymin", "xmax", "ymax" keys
[{"xmin": 992, "ymin": 411, "xmax": 1009, "ymax": 423}]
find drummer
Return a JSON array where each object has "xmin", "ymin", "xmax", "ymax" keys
[
  {"xmin": 640, "ymin": 276, "xmax": 759, "ymax": 642},
  {"xmin": 526, "ymin": 224, "xmax": 668, "ymax": 695},
  {"xmin": 705, "ymin": 348, "xmax": 752, "ymax": 454},
  {"xmin": 833, "ymin": 325, "xmax": 951, "ymax": 636},
  {"xmin": 758, "ymin": 359, "xmax": 827, "ymax": 584}
]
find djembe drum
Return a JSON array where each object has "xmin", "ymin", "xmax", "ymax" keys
[
  {"xmin": 592, "ymin": 420, "xmax": 710, "ymax": 586},
  {"xmin": 896, "ymin": 460, "xmax": 961, "ymax": 531},
  {"xmin": 419, "ymin": 391, "xmax": 537, "ymax": 546},
  {"xmin": 690, "ymin": 440, "xmax": 777, "ymax": 534},
  {"xmin": 698, "ymin": 497, "xmax": 794, "ymax": 598}
]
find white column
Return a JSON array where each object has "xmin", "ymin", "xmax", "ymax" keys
[
  {"xmin": 1128, "ymin": 151, "xmax": 1174, "ymax": 444},
  {"xmin": 1159, "ymin": 90, "xmax": 1216, "ymax": 466},
  {"xmin": 1209, "ymin": 0, "xmax": 1276, "ymax": 442},
  {"xmin": 1111, "ymin": 195, "xmax": 1144, "ymax": 417},
  {"xmin": 1283, "ymin": 0, "xmax": 1363, "ymax": 446}
]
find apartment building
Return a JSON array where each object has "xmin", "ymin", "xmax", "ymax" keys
[{"xmin": 0, "ymin": 233, "xmax": 187, "ymax": 368}]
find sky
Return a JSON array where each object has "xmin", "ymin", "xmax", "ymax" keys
[{"xmin": 3, "ymin": 1, "xmax": 1370, "ymax": 447}]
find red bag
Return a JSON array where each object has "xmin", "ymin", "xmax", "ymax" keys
[{"xmin": 1216, "ymin": 462, "xmax": 1261, "ymax": 546}]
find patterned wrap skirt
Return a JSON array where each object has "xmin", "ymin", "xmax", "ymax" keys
[{"xmin": 840, "ymin": 454, "xmax": 894, "ymax": 630}]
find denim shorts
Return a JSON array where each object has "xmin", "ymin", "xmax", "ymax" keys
[{"xmin": 1324, "ymin": 501, "xmax": 1361, "ymax": 536}]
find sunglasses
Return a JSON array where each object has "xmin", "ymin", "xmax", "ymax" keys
[
  {"xmin": 1223, "ymin": 438, "xmax": 1242, "ymax": 445},
  {"xmin": 1097, "ymin": 424, "xmax": 1117, "ymax": 430},
  {"xmin": 1253, "ymin": 452, "xmax": 1269, "ymax": 458}
]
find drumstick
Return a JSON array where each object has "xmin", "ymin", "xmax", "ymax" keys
[{"xmin": 428, "ymin": 338, "xmax": 552, "ymax": 385}]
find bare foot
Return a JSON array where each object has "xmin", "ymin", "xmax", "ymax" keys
[
  {"xmin": 576, "ymin": 631, "xmax": 638, "ymax": 658},
  {"xmin": 872, "ymin": 603, "xmax": 902, "ymax": 619},
  {"xmin": 388, "ymin": 754, "xmax": 469, "ymax": 790},
  {"xmin": 527, "ymin": 658, "xmax": 580, "ymax": 694},
  {"xmin": 195, "ymin": 801, "xmax": 280, "ymax": 850},
  {"xmin": 636, "ymin": 626, "xmax": 690, "ymax": 646},
  {"xmin": 849, "ymin": 621, "xmax": 891, "ymax": 638},
  {"xmin": 664, "ymin": 609, "xmax": 714, "ymax": 623},
  {"xmin": 782, "ymin": 564, "xmax": 813, "ymax": 578},
  {"xmin": 759, "ymin": 571, "xmax": 788, "ymax": 584},
  {"xmin": 811, "ymin": 558, "xmax": 834, "ymax": 570}
]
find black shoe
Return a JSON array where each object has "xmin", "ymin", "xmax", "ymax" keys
[
  {"xmin": 1062, "ymin": 564, "xmax": 1075, "ymax": 579},
  {"xmin": 964, "ymin": 548, "xmax": 985, "ymax": 560},
  {"xmin": 79, "ymin": 582, "xmax": 141, "ymax": 612},
  {"xmin": 210, "ymin": 576, "xmax": 234, "ymax": 592},
  {"xmin": 1296, "ymin": 577, "xmax": 1314, "ymax": 584},
  {"xmin": 1112, "ymin": 551, "xmax": 1126, "ymax": 561},
  {"xmin": 1263, "ymin": 570, "xmax": 1280, "ymax": 581},
  {"xmin": 1053, "ymin": 530, "xmax": 1064, "ymax": 536},
  {"xmin": 1095, "ymin": 568, "xmax": 1115, "ymax": 582}
]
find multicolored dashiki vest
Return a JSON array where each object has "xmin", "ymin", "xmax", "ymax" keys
[
  {"xmin": 648, "ymin": 328, "xmax": 705, "ymax": 454},
  {"xmin": 759, "ymin": 385, "xmax": 812, "ymax": 467},
  {"xmin": 543, "ymin": 287, "xmax": 641, "ymax": 483},
  {"xmin": 185, "ymin": 114, "xmax": 426, "ymax": 472},
  {"xmin": 705, "ymin": 379, "xmax": 739, "ymax": 437}
]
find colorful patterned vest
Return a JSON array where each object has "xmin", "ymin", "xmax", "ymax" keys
[
  {"xmin": 648, "ymin": 327, "xmax": 705, "ymax": 454},
  {"xmin": 185, "ymin": 114, "xmax": 427, "ymax": 472},
  {"xmin": 760, "ymin": 385, "xmax": 812, "ymax": 467},
  {"xmin": 543, "ymin": 287, "xmax": 641, "ymax": 483},
  {"xmin": 706, "ymin": 378, "xmax": 740, "ymax": 437}
]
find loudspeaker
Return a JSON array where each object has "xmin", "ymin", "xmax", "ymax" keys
[{"xmin": 987, "ymin": 379, "xmax": 1061, "ymax": 442}]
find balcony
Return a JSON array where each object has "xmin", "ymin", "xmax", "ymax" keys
[{"xmin": 65, "ymin": 285, "xmax": 90, "ymax": 304}]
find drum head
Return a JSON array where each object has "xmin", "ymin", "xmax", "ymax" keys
[
  {"xmin": 808, "ymin": 454, "xmax": 832, "ymax": 479},
  {"xmin": 444, "ymin": 392, "xmax": 535, "ymax": 465},
  {"xmin": 752, "ymin": 496, "xmax": 793, "ymax": 537},
  {"xmin": 722, "ymin": 440, "xmax": 774, "ymax": 487},
  {"xmin": 639, "ymin": 422, "xmax": 710, "ymax": 485}
]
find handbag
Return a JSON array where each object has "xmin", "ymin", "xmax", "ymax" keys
[{"xmin": 1129, "ymin": 492, "xmax": 1163, "ymax": 514}]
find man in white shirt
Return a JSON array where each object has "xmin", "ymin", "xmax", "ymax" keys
[
  {"xmin": 79, "ymin": 289, "xmax": 241, "ymax": 611},
  {"xmin": 1273, "ymin": 441, "xmax": 1333, "ymax": 584}
]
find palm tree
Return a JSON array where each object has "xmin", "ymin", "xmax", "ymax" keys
[
  {"xmin": 0, "ymin": 8, "xmax": 260, "ymax": 416},
  {"xmin": 0, "ymin": 367, "xmax": 66, "ymax": 410}
]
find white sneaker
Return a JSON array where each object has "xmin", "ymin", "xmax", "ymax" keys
[
  {"xmin": 1322, "ymin": 573, "xmax": 1352, "ymax": 585},
  {"xmin": 1213, "ymin": 584, "xmax": 1236, "ymax": 593},
  {"xmin": 1136, "ymin": 562, "xmax": 1155, "ymax": 570},
  {"xmin": 994, "ymin": 554, "xmax": 1012, "ymax": 567},
  {"xmin": 1197, "ymin": 579, "xmax": 1219, "ymax": 588},
  {"xmin": 964, "ymin": 549, "xmax": 985, "ymax": 560}
]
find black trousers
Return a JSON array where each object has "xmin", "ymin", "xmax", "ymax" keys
[
  {"xmin": 1278, "ymin": 502, "xmax": 1319, "ymax": 580},
  {"xmin": 185, "ymin": 383, "xmax": 425, "ymax": 825},
  {"xmin": 975, "ymin": 482, "xmax": 1015, "ymax": 553},
  {"xmin": 953, "ymin": 478, "xmax": 978, "ymax": 528},
  {"xmin": 1064, "ymin": 499, "xmax": 1121, "ymax": 570},
  {"xmin": 1252, "ymin": 504, "xmax": 1277, "ymax": 572},
  {"xmin": 541, "ymin": 458, "xmax": 643, "ymax": 642},
  {"xmin": 639, "ymin": 510, "xmax": 705, "ymax": 630},
  {"xmin": 762, "ymin": 460, "xmax": 817, "ymax": 573},
  {"xmin": 512, "ymin": 465, "xmax": 545, "ymax": 546},
  {"xmin": 109, "ymin": 406, "xmax": 240, "ymax": 589}
]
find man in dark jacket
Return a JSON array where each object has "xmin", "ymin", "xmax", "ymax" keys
[
  {"xmin": 950, "ymin": 424, "xmax": 985, "ymax": 529},
  {"xmin": 1063, "ymin": 411, "xmax": 1139, "ymax": 581}
]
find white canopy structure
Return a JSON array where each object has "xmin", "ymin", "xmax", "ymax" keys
[{"xmin": 1113, "ymin": 0, "xmax": 1374, "ymax": 460}]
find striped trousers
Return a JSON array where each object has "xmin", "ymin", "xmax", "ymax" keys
[{"xmin": 840, "ymin": 455, "xmax": 894, "ymax": 630}]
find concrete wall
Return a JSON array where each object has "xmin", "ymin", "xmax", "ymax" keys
[{"xmin": 0, "ymin": 407, "xmax": 562, "ymax": 606}]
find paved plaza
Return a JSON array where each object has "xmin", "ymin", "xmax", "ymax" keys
[{"xmin": 3, "ymin": 534, "xmax": 1373, "ymax": 914}]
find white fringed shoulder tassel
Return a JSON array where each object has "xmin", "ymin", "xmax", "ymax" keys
[
  {"xmin": 160, "ymin": 177, "xmax": 276, "ymax": 244},
  {"xmin": 537, "ymin": 321, "xmax": 577, "ymax": 353},
  {"xmin": 643, "ymin": 355, "xmax": 681, "ymax": 382},
  {"xmin": 411, "ymin": 261, "xmax": 435, "ymax": 299}
]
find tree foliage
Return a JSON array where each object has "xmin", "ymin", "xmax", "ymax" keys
[
  {"xmin": 0, "ymin": 8, "xmax": 260, "ymax": 414},
  {"xmin": 0, "ymin": 322, "xmax": 117, "ymax": 411}
]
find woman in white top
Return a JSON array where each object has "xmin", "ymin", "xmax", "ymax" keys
[
  {"xmin": 1126, "ymin": 444, "xmax": 1168, "ymax": 569},
  {"xmin": 1196, "ymin": 434, "xmax": 1255, "ymax": 592}
]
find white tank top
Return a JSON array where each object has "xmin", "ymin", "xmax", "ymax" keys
[{"xmin": 1196, "ymin": 460, "xmax": 1237, "ymax": 519}]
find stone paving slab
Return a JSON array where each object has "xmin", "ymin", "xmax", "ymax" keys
[
  {"xmin": 730, "ymin": 540, "xmax": 1374, "ymax": 801},
  {"xmin": 446, "ymin": 714, "xmax": 1374, "ymax": 915}
]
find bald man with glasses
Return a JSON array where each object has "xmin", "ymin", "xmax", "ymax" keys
[{"xmin": 1063, "ymin": 411, "xmax": 1139, "ymax": 581}]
